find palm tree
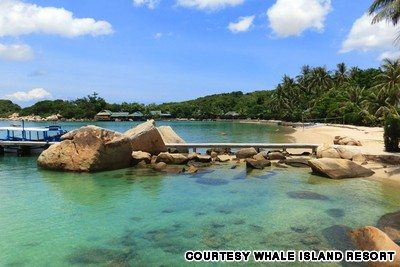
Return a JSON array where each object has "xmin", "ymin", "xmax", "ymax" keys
[
  {"xmin": 308, "ymin": 66, "xmax": 333, "ymax": 95},
  {"xmin": 334, "ymin": 62, "xmax": 349, "ymax": 86},
  {"xmin": 369, "ymin": 0, "xmax": 400, "ymax": 25},
  {"xmin": 375, "ymin": 58, "xmax": 400, "ymax": 106}
]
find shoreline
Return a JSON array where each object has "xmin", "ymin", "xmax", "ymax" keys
[{"xmin": 287, "ymin": 123, "xmax": 400, "ymax": 186}]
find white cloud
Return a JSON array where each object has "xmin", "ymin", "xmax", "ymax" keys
[
  {"xmin": 228, "ymin": 15, "xmax": 254, "ymax": 33},
  {"xmin": 0, "ymin": 0, "xmax": 113, "ymax": 38},
  {"xmin": 133, "ymin": 0, "xmax": 159, "ymax": 9},
  {"xmin": 154, "ymin": 32, "xmax": 163, "ymax": 39},
  {"xmin": 177, "ymin": 0, "xmax": 244, "ymax": 11},
  {"xmin": 267, "ymin": 0, "xmax": 332, "ymax": 37},
  {"xmin": 341, "ymin": 13, "xmax": 397, "ymax": 54},
  {"xmin": 0, "ymin": 43, "xmax": 34, "ymax": 61},
  {"xmin": 379, "ymin": 50, "xmax": 400, "ymax": 61},
  {"xmin": 5, "ymin": 88, "xmax": 52, "ymax": 102}
]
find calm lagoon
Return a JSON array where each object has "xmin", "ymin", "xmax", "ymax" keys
[{"xmin": 0, "ymin": 121, "xmax": 399, "ymax": 266}]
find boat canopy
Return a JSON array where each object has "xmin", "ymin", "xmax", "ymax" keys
[{"xmin": 0, "ymin": 127, "xmax": 52, "ymax": 132}]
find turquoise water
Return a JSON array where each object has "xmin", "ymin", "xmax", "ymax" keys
[{"xmin": 0, "ymin": 121, "xmax": 399, "ymax": 266}]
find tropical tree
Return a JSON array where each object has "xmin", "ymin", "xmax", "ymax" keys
[
  {"xmin": 375, "ymin": 58, "xmax": 400, "ymax": 106},
  {"xmin": 369, "ymin": 0, "xmax": 400, "ymax": 25}
]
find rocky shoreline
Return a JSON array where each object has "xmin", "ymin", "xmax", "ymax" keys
[{"xmin": 34, "ymin": 120, "xmax": 400, "ymax": 260}]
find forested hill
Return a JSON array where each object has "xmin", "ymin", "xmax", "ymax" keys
[{"xmin": 1, "ymin": 60, "xmax": 398, "ymax": 127}]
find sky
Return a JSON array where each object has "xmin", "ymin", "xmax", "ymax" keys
[{"xmin": 0, "ymin": 0, "xmax": 399, "ymax": 106}]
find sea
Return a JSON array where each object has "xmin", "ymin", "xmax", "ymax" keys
[{"xmin": 0, "ymin": 120, "xmax": 399, "ymax": 266}]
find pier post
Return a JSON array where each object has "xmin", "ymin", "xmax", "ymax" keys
[
  {"xmin": 0, "ymin": 146, "xmax": 4, "ymax": 156},
  {"xmin": 17, "ymin": 146, "xmax": 31, "ymax": 157},
  {"xmin": 312, "ymin": 147, "xmax": 317, "ymax": 155}
]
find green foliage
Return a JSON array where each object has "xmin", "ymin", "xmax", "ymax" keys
[
  {"xmin": 0, "ymin": 99, "xmax": 21, "ymax": 117},
  {"xmin": 384, "ymin": 115, "xmax": 400, "ymax": 152},
  {"xmin": 5, "ymin": 58, "xmax": 400, "ymax": 125}
]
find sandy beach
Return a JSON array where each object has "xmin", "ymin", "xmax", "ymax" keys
[
  {"xmin": 288, "ymin": 123, "xmax": 400, "ymax": 186},
  {"xmin": 289, "ymin": 123, "xmax": 385, "ymax": 155}
]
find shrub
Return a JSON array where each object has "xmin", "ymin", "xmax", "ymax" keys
[{"xmin": 384, "ymin": 115, "xmax": 400, "ymax": 152}]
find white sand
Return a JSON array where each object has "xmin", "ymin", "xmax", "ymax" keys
[
  {"xmin": 289, "ymin": 123, "xmax": 385, "ymax": 155},
  {"xmin": 288, "ymin": 123, "xmax": 400, "ymax": 185}
]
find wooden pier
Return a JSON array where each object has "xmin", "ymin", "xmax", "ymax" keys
[
  {"xmin": 165, "ymin": 143, "xmax": 319, "ymax": 154},
  {"xmin": 0, "ymin": 141, "xmax": 319, "ymax": 157}
]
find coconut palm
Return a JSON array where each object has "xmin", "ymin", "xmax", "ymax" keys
[
  {"xmin": 369, "ymin": 0, "xmax": 400, "ymax": 25},
  {"xmin": 308, "ymin": 67, "xmax": 334, "ymax": 95},
  {"xmin": 375, "ymin": 58, "xmax": 400, "ymax": 106},
  {"xmin": 334, "ymin": 62, "xmax": 349, "ymax": 86}
]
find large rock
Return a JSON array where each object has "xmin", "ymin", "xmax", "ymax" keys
[
  {"xmin": 236, "ymin": 147, "xmax": 258, "ymax": 159},
  {"xmin": 334, "ymin": 136, "xmax": 362, "ymax": 146},
  {"xmin": 155, "ymin": 152, "xmax": 188, "ymax": 165},
  {"xmin": 317, "ymin": 145, "xmax": 363, "ymax": 161},
  {"xmin": 206, "ymin": 147, "xmax": 231, "ymax": 155},
  {"xmin": 377, "ymin": 211, "xmax": 400, "ymax": 241},
  {"xmin": 38, "ymin": 126, "xmax": 132, "ymax": 172},
  {"xmin": 195, "ymin": 155, "xmax": 212, "ymax": 163},
  {"xmin": 216, "ymin": 155, "xmax": 234, "ymax": 162},
  {"xmin": 124, "ymin": 120, "xmax": 167, "ymax": 155},
  {"xmin": 267, "ymin": 151, "xmax": 286, "ymax": 160},
  {"xmin": 316, "ymin": 145, "xmax": 341, "ymax": 159},
  {"xmin": 157, "ymin": 126, "xmax": 188, "ymax": 153},
  {"xmin": 131, "ymin": 151, "xmax": 151, "ymax": 164},
  {"xmin": 336, "ymin": 146, "xmax": 361, "ymax": 160},
  {"xmin": 245, "ymin": 158, "xmax": 271, "ymax": 169},
  {"xmin": 308, "ymin": 158, "xmax": 375, "ymax": 179},
  {"xmin": 349, "ymin": 226, "xmax": 400, "ymax": 267}
]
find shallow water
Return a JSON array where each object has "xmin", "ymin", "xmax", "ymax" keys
[{"xmin": 0, "ymin": 121, "xmax": 399, "ymax": 266}]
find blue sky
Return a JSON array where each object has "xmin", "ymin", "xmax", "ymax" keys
[{"xmin": 0, "ymin": 0, "xmax": 398, "ymax": 106}]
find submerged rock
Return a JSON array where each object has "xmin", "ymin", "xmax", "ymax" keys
[
  {"xmin": 278, "ymin": 158, "xmax": 309, "ymax": 168},
  {"xmin": 308, "ymin": 158, "xmax": 375, "ymax": 179},
  {"xmin": 236, "ymin": 147, "xmax": 258, "ymax": 159},
  {"xmin": 322, "ymin": 225, "xmax": 355, "ymax": 251},
  {"xmin": 124, "ymin": 120, "xmax": 167, "ymax": 155},
  {"xmin": 153, "ymin": 162, "xmax": 167, "ymax": 171},
  {"xmin": 246, "ymin": 158, "xmax": 271, "ymax": 169},
  {"xmin": 38, "ymin": 126, "xmax": 132, "ymax": 172},
  {"xmin": 196, "ymin": 177, "xmax": 229, "ymax": 186},
  {"xmin": 377, "ymin": 210, "xmax": 400, "ymax": 241},
  {"xmin": 287, "ymin": 191, "xmax": 329, "ymax": 200},
  {"xmin": 326, "ymin": 208, "xmax": 345, "ymax": 218},
  {"xmin": 290, "ymin": 226, "xmax": 309, "ymax": 233},
  {"xmin": 349, "ymin": 226, "xmax": 400, "ymax": 267},
  {"xmin": 67, "ymin": 247, "xmax": 134, "ymax": 265},
  {"xmin": 157, "ymin": 125, "xmax": 188, "ymax": 153}
]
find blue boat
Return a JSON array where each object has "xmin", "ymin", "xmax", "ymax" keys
[{"xmin": 0, "ymin": 122, "xmax": 67, "ymax": 156}]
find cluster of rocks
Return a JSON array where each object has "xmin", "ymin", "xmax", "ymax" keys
[
  {"xmin": 333, "ymin": 135, "xmax": 362, "ymax": 146},
  {"xmin": 37, "ymin": 120, "xmax": 377, "ymax": 180},
  {"xmin": 306, "ymin": 144, "xmax": 374, "ymax": 179},
  {"xmin": 4, "ymin": 113, "xmax": 65, "ymax": 122},
  {"xmin": 36, "ymin": 120, "xmax": 310, "ymax": 173}
]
